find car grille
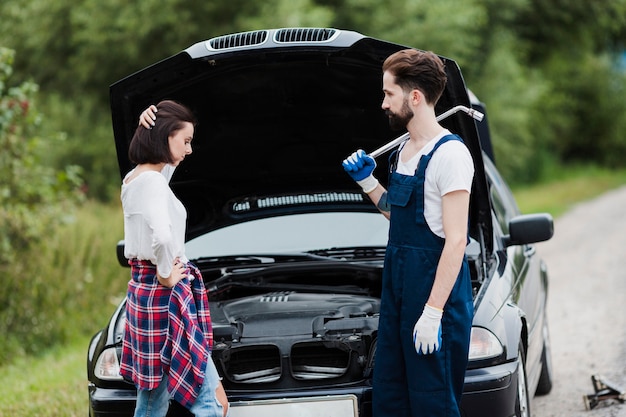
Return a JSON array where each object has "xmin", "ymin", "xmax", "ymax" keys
[
  {"xmin": 224, "ymin": 345, "xmax": 282, "ymax": 383},
  {"xmin": 274, "ymin": 28, "xmax": 338, "ymax": 43},
  {"xmin": 221, "ymin": 342, "xmax": 351, "ymax": 384},
  {"xmin": 291, "ymin": 342, "xmax": 350, "ymax": 380},
  {"xmin": 208, "ymin": 30, "xmax": 268, "ymax": 50}
]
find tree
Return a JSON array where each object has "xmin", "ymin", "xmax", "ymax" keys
[
  {"xmin": 0, "ymin": 48, "xmax": 83, "ymax": 264},
  {"xmin": 1, "ymin": 0, "xmax": 626, "ymax": 194}
]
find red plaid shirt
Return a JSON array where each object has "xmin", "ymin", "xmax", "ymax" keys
[{"xmin": 120, "ymin": 260, "xmax": 213, "ymax": 409}]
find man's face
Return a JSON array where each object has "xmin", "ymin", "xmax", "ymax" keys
[{"xmin": 382, "ymin": 71, "xmax": 413, "ymax": 131}]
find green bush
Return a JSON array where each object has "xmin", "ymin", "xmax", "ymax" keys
[
  {"xmin": 0, "ymin": 201, "xmax": 126, "ymax": 365},
  {"xmin": 0, "ymin": 48, "xmax": 112, "ymax": 365},
  {"xmin": 536, "ymin": 52, "xmax": 626, "ymax": 168},
  {"xmin": 0, "ymin": 48, "xmax": 83, "ymax": 264}
]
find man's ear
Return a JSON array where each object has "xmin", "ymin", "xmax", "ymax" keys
[{"xmin": 411, "ymin": 89, "xmax": 422, "ymax": 105}]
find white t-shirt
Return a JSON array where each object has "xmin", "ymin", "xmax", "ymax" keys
[
  {"xmin": 396, "ymin": 129, "xmax": 474, "ymax": 238},
  {"xmin": 121, "ymin": 170, "xmax": 188, "ymax": 278}
]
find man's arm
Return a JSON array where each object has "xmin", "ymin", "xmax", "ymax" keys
[
  {"xmin": 427, "ymin": 189, "xmax": 471, "ymax": 309},
  {"xmin": 413, "ymin": 189, "xmax": 470, "ymax": 354}
]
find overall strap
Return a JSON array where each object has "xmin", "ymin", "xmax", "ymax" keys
[
  {"xmin": 416, "ymin": 134, "xmax": 463, "ymax": 176},
  {"xmin": 387, "ymin": 134, "xmax": 463, "ymax": 176}
]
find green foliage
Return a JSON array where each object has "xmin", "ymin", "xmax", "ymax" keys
[
  {"xmin": 2, "ymin": 0, "xmax": 626, "ymax": 199},
  {"xmin": 0, "ymin": 48, "xmax": 83, "ymax": 264},
  {"xmin": 470, "ymin": 29, "xmax": 548, "ymax": 183},
  {"xmin": 0, "ymin": 201, "xmax": 125, "ymax": 365},
  {"xmin": 514, "ymin": 0, "xmax": 626, "ymax": 62},
  {"xmin": 535, "ymin": 52, "xmax": 626, "ymax": 167},
  {"xmin": 329, "ymin": 0, "xmax": 488, "ymax": 71}
]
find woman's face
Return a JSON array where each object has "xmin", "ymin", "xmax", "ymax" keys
[{"xmin": 168, "ymin": 122, "xmax": 194, "ymax": 166}]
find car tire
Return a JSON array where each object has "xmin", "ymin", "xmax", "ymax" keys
[
  {"xmin": 515, "ymin": 343, "xmax": 531, "ymax": 417},
  {"xmin": 535, "ymin": 319, "xmax": 553, "ymax": 395}
]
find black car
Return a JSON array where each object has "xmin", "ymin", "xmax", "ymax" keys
[{"xmin": 88, "ymin": 28, "xmax": 554, "ymax": 417}]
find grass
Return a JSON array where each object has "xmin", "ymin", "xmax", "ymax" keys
[
  {"xmin": 0, "ymin": 335, "xmax": 91, "ymax": 417},
  {"xmin": 1, "ymin": 165, "xmax": 625, "ymax": 416},
  {"xmin": 512, "ymin": 165, "xmax": 626, "ymax": 217}
]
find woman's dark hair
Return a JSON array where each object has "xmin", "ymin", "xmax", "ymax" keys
[
  {"xmin": 128, "ymin": 100, "xmax": 197, "ymax": 165},
  {"xmin": 382, "ymin": 49, "xmax": 447, "ymax": 105}
]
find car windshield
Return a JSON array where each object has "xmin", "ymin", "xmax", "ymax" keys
[{"xmin": 185, "ymin": 212, "xmax": 389, "ymax": 259}]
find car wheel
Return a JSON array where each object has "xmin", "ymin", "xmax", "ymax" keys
[
  {"xmin": 515, "ymin": 344, "xmax": 531, "ymax": 417},
  {"xmin": 535, "ymin": 319, "xmax": 553, "ymax": 395}
]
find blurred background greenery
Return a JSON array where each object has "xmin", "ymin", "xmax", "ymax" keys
[{"xmin": 1, "ymin": 0, "xmax": 625, "ymax": 368}]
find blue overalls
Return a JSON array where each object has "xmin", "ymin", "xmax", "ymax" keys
[{"xmin": 372, "ymin": 135, "xmax": 473, "ymax": 417}]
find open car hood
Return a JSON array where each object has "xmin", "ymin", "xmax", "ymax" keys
[{"xmin": 110, "ymin": 28, "xmax": 492, "ymax": 254}]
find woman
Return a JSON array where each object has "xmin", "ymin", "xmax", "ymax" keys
[{"xmin": 120, "ymin": 100, "xmax": 229, "ymax": 417}]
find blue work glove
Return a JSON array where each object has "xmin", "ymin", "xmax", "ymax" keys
[
  {"xmin": 413, "ymin": 304, "xmax": 443, "ymax": 355},
  {"xmin": 342, "ymin": 149, "xmax": 379, "ymax": 193}
]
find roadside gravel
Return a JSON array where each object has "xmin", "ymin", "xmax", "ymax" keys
[{"xmin": 531, "ymin": 186, "xmax": 626, "ymax": 417}]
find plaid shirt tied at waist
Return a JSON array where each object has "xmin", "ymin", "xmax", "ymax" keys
[{"xmin": 120, "ymin": 259, "xmax": 213, "ymax": 409}]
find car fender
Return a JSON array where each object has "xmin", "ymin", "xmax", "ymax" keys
[
  {"xmin": 472, "ymin": 285, "xmax": 526, "ymax": 363},
  {"xmin": 499, "ymin": 302, "xmax": 526, "ymax": 362}
]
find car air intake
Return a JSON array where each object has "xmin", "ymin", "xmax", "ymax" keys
[
  {"xmin": 274, "ymin": 28, "xmax": 337, "ymax": 43},
  {"xmin": 223, "ymin": 345, "xmax": 281, "ymax": 383},
  {"xmin": 208, "ymin": 30, "xmax": 268, "ymax": 50},
  {"xmin": 290, "ymin": 342, "xmax": 350, "ymax": 380}
]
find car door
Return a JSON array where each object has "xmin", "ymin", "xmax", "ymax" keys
[{"xmin": 484, "ymin": 157, "xmax": 544, "ymax": 372}]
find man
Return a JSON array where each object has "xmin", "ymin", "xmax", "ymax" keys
[{"xmin": 342, "ymin": 49, "xmax": 474, "ymax": 417}]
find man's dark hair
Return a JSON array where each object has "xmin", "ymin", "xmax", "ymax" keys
[
  {"xmin": 382, "ymin": 49, "xmax": 447, "ymax": 105},
  {"xmin": 128, "ymin": 100, "xmax": 197, "ymax": 165}
]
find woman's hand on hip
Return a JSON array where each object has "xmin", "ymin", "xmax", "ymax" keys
[{"xmin": 157, "ymin": 258, "xmax": 187, "ymax": 288}]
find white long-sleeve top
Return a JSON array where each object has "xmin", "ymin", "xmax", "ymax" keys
[{"xmin": 121, "ymin": 169, "xmax": 188, "ymax": 278}]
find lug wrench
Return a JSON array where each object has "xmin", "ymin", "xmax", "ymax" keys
[{"xmin": 369, "ymin": 105, "xmax": 484, "ymax": 159}]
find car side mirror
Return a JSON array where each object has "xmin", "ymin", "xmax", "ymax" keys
[
  {"xmin": 502, "ymin": 213, "xmax": 554, "ymax": 247},
  {"xmin": 116, "ymin": 240, "xmax": 130, "ymax": 267}
]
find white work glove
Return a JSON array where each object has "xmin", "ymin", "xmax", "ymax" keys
[{"xmin": 413, "ymin": 304, "xmax": 443, "ymax": 355}]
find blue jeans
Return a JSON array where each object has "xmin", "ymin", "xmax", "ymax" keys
[
  {"xmin": 189, "ymin": 359, "xmax": 229, "ymax": 417},
  {"xmin": 134, "ymin": 375, "xmax": 170, "ymax": 417},
  {"xmin": 134, "ymin": 360, "xmax": 228, "ymax": 417}
]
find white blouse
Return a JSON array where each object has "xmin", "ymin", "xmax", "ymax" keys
[{"xmin": 121, "ymin": 169, "xmax": 188, "ymax": 278}]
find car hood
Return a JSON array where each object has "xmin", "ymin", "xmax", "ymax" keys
[{"xmin": 110, "ymin": 28, "xmax": 492, "ymax": 253}]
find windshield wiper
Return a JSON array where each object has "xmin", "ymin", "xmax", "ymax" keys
[
  {"xmin": 194, "ymin": 246, "xmax": 385, "ymax": 268},
  {"xmin": 205, "ymin": 259, "xmax": 382, "ymax": 294},
  {"xmin": 193, "ymin": 252, "xmax": 332, "ymax": 268}
]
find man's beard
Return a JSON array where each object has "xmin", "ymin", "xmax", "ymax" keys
[{"xmin": 386, "ymin": 100, "xmax": 413, "ymax": 131}]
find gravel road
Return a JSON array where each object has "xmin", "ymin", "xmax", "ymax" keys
[{"xmin": 530, "ymin": 186, "xmax": 626, "ymax": 417}]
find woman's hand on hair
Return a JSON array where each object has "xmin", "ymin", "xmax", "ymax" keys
[{"xmin": 138, "ymin": 105, "xmax": 158, "ymax": 129}]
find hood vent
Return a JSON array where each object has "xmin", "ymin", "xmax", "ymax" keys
[
  {"xmin": 208, "ymin": 30, "xmax": 268, "ymax": 50},
  {"xmin": 231, "ymin": 192, "xmax": 364, "ymax": 213},
  {"xmin": 274, "ymin": 28, "xmax": 337, "ymax": 43},
  {"xmin": 260, "ymin": 292, "xmax": 292, "ymax": 303}
]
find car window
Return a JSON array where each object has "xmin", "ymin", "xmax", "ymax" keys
[
  {"xmin": 185, "ymin": 212, "xmax": 390, "ymax": 259},
  {"xmin": 484, "ymin": 156, "xmax": 520, "ymax": 234}
]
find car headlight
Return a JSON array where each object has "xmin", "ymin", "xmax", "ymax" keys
[
  {"xmin": 468, "ymin": 327, "xmax": 503, "ymax": 361},
  {"xmin": 94, "ymin": 347, "xmax": 124, "ymax": 381}
]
